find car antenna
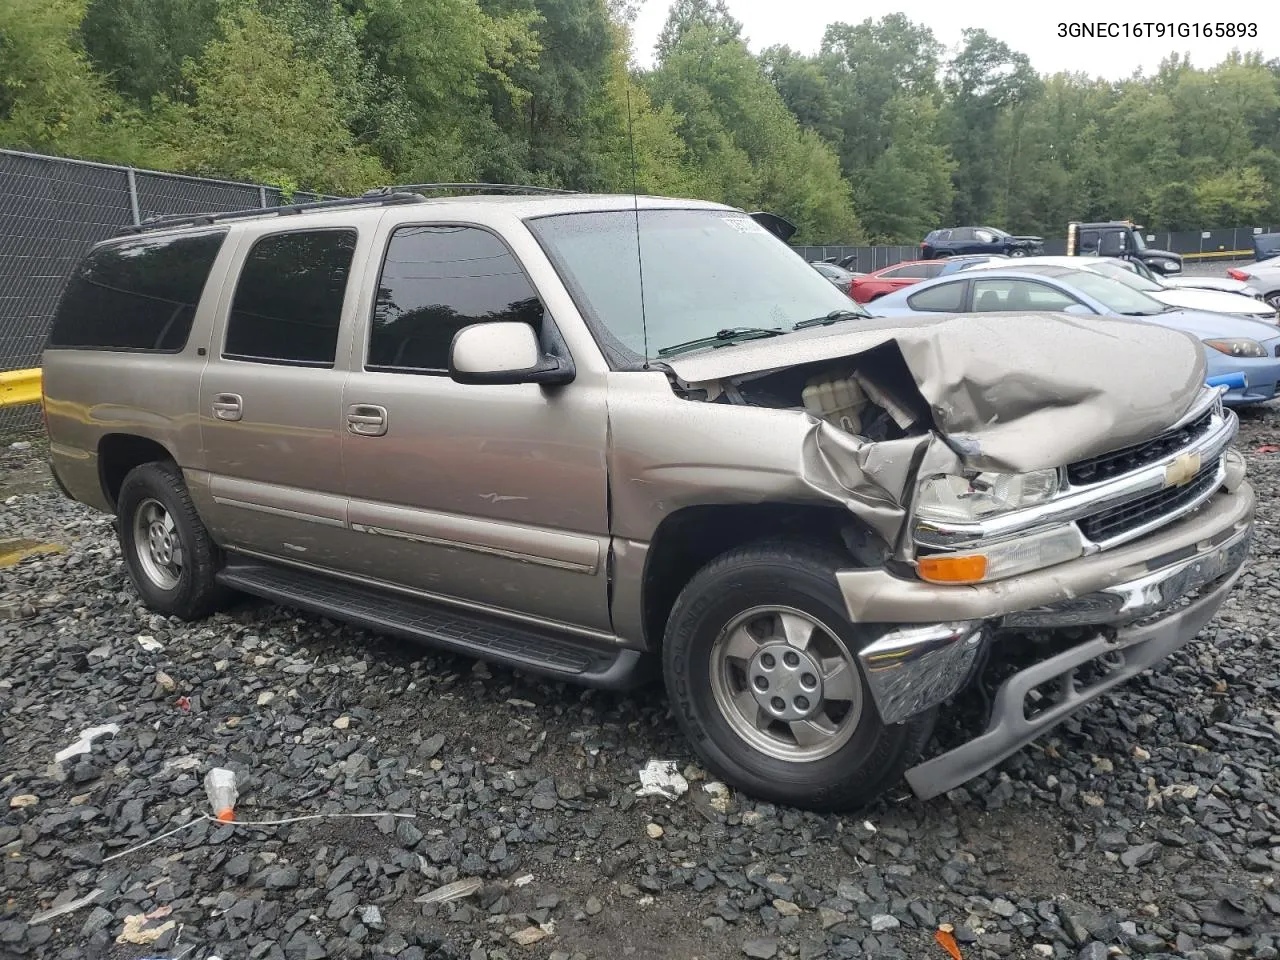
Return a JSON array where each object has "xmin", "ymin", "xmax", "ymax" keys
[{"xmin": 626, "ymin": 88, "xmax": 651, "ymax": 369}]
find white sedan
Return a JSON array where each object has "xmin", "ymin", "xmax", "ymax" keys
[{"xmin": 962, "ymin": 255, "xmax": 1277, "ymax": 321}]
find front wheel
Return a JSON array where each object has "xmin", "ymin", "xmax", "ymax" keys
[
  {"xmin": 662, "ymin": 542, "xmax": 935, "ymax": 812},
  {"xmin": 1265, "ymin": 291, "xmax": 1280, "ymax": 310}
]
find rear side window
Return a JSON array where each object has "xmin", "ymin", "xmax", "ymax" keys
[
  {"xmin": 882, "ymin": 263, "xmax": 929, "ymax": 279},
  {"xmin": 367, "ymin": 225, "xmax": 544, "ymax": 374},
  {"xmin": 48, "ymin": 231, "xmax": 226, "ymax": 351},
  {"xmin": 224, "ymin": 229, "xmax": 357, "ymax": 367},
  {"xmin": 908, "ymin": 281, "xmax": 967, "ymax": 312}
]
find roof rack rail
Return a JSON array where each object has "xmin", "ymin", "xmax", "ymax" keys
[
  {"xmin": 366, "ymin": 183, "xmax": 578, "ymax": 197},
  {"xmin": 117, "ymin": 191, "xmax": 426, "ymax": 236}
]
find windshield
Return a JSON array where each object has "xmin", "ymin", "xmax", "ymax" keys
[
  {"xmin": 1130, "ymin": 230, "xmax": 1147, "ymax": 250},
  {"xmin": 526, "ymin": 209, "xmax": 866, "ymax": 361},
  {"xmin": 1088, "ymin": 260, "xmax": 1164, "ymax": 293},
  {"xmin": 1049, "ymin": 268, "xmax": 1168, "ymax": 316}
]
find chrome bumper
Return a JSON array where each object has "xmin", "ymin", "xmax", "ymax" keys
[
  {"xmin": 855, "ymin": 492, "xmax": 1252, "ymax": 752},
  {"xmin": 905, "ymin": 558, "xmax": 1245, "ymax": 800}
]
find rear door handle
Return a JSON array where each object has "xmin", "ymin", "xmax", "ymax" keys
[
  {"xmin": 212, "ymin": 393, "xmax": 243, "ymax": 421},
  {"xmin": 347, "ymin": 404, "xmax": 388, "ymax": 437}
]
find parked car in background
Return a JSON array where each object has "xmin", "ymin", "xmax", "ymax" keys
[
  {"xmin": 849, "ymin": 259, "xmax": 956, "ymax": 302},
  {"xmin": 921, "ymin": 226, "xmax": 1043, "ymax": 259},
  {"xmin": 810, "ymin": 260, "xmax": 862, "ymax": 294},
  {"xmin": 1067, "ymin": 220, "xmax": 1183, "ymax": 275},
  {"xmin": 1254, "ymin": 233, "xmax": 1280, "ymax": 262},
  {"xmin": 1111, "ymin": 258, "xmax": 1262, "ymax": 297},
  {"xmin": 865, "ymin": 264, "xmax": 1280, "ymax": 406},
  {"xmin": 1228, "ymin": 257, "xmax": 1280, "ymax": 310},
  {"xmin": 964, "ymin": 256, "xmax": 1278, "ymax": 322}
]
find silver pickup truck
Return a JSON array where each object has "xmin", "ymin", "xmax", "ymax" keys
[{"xmin": 40, "ymin": 188, "xmax": 1254, "ymax": 811}]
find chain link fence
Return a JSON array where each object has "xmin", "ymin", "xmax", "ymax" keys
[{"xmin": 0, "ymin": 149, "xmax": 329, "ymax": 434}]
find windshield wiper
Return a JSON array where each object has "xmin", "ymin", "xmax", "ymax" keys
[
  {"xmin": 793, "ymin": 309, "xmax": 866, "ymax": 331},
  {"xmin": 656, "ymin": 327, "xmax": 786, "ymax": 357}
]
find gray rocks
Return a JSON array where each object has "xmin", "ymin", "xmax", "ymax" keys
[{"xmin": 5, "ymin": 415, "xmax": 1280, "ymax": 959}]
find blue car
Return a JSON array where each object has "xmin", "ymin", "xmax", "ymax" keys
[{"xmin": 865, "ymin": 264, "xmax": 1280, "ymax": 406}]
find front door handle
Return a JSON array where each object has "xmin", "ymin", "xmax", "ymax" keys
[
  {"xmin": 347, "ymin": 404, "xmax": 388, "ymax": 437},
  {"xmin": 212, "ymin": 393, "xmax": 243, "ymax": 421}
]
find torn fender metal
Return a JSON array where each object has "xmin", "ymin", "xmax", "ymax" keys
[{"xmin": 662, "ymin": 311, "xmax": 1206, "ymax": 474}]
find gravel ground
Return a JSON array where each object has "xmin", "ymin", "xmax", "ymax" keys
[{"xmin": 3, "ymin": 408, "xmax": 1280, "ymax": 960}]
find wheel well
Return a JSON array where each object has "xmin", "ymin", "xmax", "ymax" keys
[
  {"xmin": 98, "ymin": 434, "xmax": 174, "ymax": 508},
  {"xmin": 641, "ymin": 503, "xmax": 874, "ymax": 649}
]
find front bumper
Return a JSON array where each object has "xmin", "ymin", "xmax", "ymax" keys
[{"xmin": 848, "ymin": 481, "xmax": 1254, "ymax": 798}]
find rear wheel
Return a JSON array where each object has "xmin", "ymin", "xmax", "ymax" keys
[
  {"xmin": 1265, "ymin": 290, "xmax": 1280, "ymax": 310},
  {"xmin": 117, "ymin": 461, "xmax": 231, "ymax": 620},
  {"xmin": 1008, "ymin": 248, "xmax": 1027, "ymax": 257},
  {"xmin": 662, "ymin": 541, "xmax": 934, "ymax": 812}
]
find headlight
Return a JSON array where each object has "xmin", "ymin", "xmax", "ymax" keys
[
  {"xmin": 915, "ymin": 469, "xmax": 1060, "ymax": 523},
  {"xmin": 1204, "ymin": 338, "xmax": 1267, "ymax": 358}
]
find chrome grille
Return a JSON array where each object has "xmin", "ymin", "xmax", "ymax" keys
[
  {"xmin": 1078, "ymin": 457, "xmax": 1221, "ymax": 543},
  {"xmin": 1067, "ymin": 409, "xmax": 1214, "ymax": 486}
]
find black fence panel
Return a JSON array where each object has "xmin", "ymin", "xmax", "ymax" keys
[{"xmin": 133, "ymin": 171, "xmax": 266, "ymax": 222}]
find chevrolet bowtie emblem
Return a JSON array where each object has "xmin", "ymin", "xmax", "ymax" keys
[{"xmin": 1164, "ymin": 452, "xmax": 1201, "ymax": 488}]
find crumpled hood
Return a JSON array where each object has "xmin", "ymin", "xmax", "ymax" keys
[{"xmin": 663, "ymin": 311, "xmax": 1207, "ymax": 474}]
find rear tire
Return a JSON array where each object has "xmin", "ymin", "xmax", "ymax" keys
[
  {"xmin": 1265, "ymin": 291, "xmax": 1280, "ymax": 310},
  {"xmin": 117, "ymin": 461, "xmax": 231, "ymax": 620},
  {"xmin": 1008, "ymin": 248, "xmax": 1027, "ymax": 257},
  {"xmin": 662, "ymin": 541, "xmax": 934, "ymax": 812}
]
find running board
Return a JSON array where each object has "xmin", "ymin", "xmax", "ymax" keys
[{"xmin": 217, "ymin": 561, "xmax": 651, "ymax": 691}]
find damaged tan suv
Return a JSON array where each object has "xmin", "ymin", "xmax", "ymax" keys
[{"xmin": 41, "ymin": 188, "xmax": 1254, "ymax": 811}]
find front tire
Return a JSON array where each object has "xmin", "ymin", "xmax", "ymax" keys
[
  {"xmin": 662, "ymin": 542, "xmax": 934, "ymax": 812},
  {"xmin": 117, "ymin": 461, "xmax": 231, "ymax": 620}
]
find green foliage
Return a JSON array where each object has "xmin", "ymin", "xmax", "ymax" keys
[
  {"xmin": 0, "ymin": 0, "xmax": 144, "ymax": 161},
  {"xmin": 149, "ymin": 7, "xmax": 388, "ymax": 194},
  {"xmin": 3, "ymin": 3, "xmax": 1279, "ymax": 241},
  {"xmin": 80, "ymin": 0, "xmax": 218, "ymax": 103}
]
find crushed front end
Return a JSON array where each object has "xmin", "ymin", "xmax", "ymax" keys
[{"xmin": 841, "ymin": 386, "xmax": 1254, "ymax": 799}]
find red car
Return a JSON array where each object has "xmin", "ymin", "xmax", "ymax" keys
[{"xmin": 850, "ymin": 259, "xmax": 949, "ymax": 303}]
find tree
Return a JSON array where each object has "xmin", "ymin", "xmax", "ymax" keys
[
  {"xmin": 150, "ymin": 8, "xmax": 388, "ymax": 194},
  {"xmin": 655, "ymin": 0, "xmax": 741, "ymax": 60},
  {"xmin": 856, "ymin": 96, "xmax": 954, "ymax": 242},
  {"xmin": 80, "ymin": 0, "xmax": 218, "ymax": 104},
  {"xmin": 758, "ymin": 45, "xmax": 842, "ymax": 145},
  {"xmin": 943, "ymin": 29, "xmax": 1040, "ymax": 224},
  {"xmin": 649, "ymin": 24, "xmax": 861, "ymax": 240},
  {"xmin": 0, "ymin": 0, "xmax": 144, "ymax": 162}
]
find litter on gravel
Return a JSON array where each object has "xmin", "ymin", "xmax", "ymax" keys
[
  {"xmin": 52, "ymin": 722, "xmax": 119, "ymax": 763},
  {"xmin": 635, "ymin": 759, "xmax": 689, "ymax": 799}
]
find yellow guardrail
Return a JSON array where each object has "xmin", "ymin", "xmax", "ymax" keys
[{"xmin": 0, "ymin": 368, "xmax": 42, "ymax": 408}]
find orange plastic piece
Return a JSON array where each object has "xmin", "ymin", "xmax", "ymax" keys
[
  {"xmin": 918, "ymin": 554, "xmax": 988, "ymax": 584},
  {"xmin": 214, "ymin": 807, "xmax": 235, "ymax": 823},
  {"xmin": 934, "ymin": 926, "xmax": 962, "ymax": 960}
]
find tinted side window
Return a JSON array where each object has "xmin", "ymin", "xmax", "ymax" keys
[
  {"xmin": 1079, "ymin": 231, "xmax": 1100, "ymax": 252},
  {"xmin": 908, "ymin": 282, "xmax": 967, "ymax": 312},
  {"xmin": 973, "ymin": 229, "xmax": 995, "ymax": 243},
  {"xmin": 883, "ymin": 263, "xmax": 928, "ymax": 279},
  {"xmin": 368, "ymin": 225, "xmax": 544, "ymax": 374},
  {"xmin": 224, "ymin": 229, "xmax": 357, "ymax": 367},
  {"xmin": 951, "ymin": 228, "xmax": 974, "ymax": 241},
  {"xmin": 48, "ymin": 231, "xmax": 226, "ymax": 351}
]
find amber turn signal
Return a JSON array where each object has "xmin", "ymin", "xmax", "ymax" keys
[{"xmin": 917, "ymin": 554, "xmax": 988, "ymax": 584}]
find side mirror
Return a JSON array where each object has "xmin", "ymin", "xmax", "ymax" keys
[{"xmin": 448, "ymin": 322, "xmax": 575, "ymax": 387}]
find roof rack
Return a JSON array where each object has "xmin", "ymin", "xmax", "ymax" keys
[
  {"xmin": 365, "ymin": 183, "xmax": 578, "ymax": 197},
  {"xmin": 117, "ymin": 191, "xmax": 426, "ymax": 236}
]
